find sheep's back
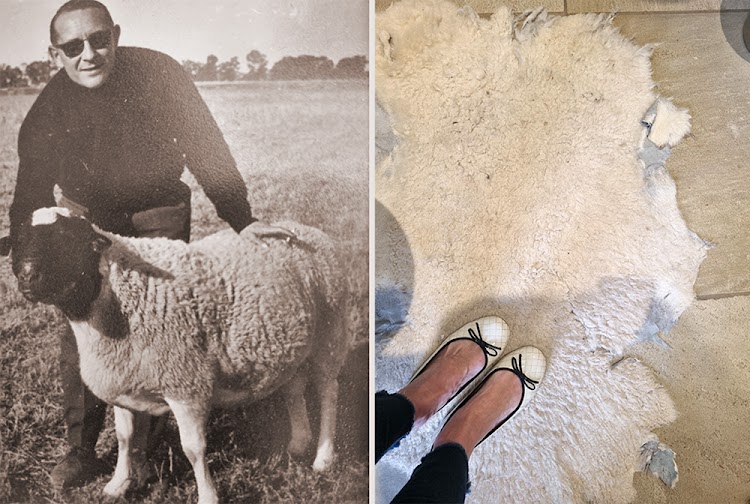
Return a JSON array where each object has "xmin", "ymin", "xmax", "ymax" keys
[{"xmin": 207, "ymin": 223, "xmax": 343, "ymax": 395}]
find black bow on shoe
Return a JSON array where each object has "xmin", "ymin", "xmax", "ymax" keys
[
  {"xmin": 511, "ymin": 354, "xmax": 540, "ymax": 390},
  {"xmin": 467, "ymin": 322, "xmax": 503, "ymax": 357}
]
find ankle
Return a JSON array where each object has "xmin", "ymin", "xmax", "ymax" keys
[
  {"xmin": 433, "ymin": 432, "xmax": 476, "ymax": 459},
  {"xmin": 433, "ymin": 370, "xmax": 523, "ymax": 457},
  {"xmin": 400, "ymin": 340, "xmax": 487, "ymax": 426},
  {"xmin": 398, "ymin": 385, "xmax": 431, "ymax": 428}
]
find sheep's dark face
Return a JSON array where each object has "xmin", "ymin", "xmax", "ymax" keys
[{"xmin": 7, "ymin": 208, "xmax": 110, "ymax": 312}]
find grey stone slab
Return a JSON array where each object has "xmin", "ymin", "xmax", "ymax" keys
[
  {"xmin": 375, "ymin": 0, "xmax": 565, "ymax": 14},
  {"xmin": 570, "ymin": 0, "xmax": 750, "ymax": 13},
  {"xmin": 615, "ymin": 12, "xmax": 750, "ymax": 297},
  {"xmin": 630, "ymin": 296, "xmax": 750, "ymax": 503}
]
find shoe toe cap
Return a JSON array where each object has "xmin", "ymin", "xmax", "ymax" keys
[
  {"xmin": 513, "ymin": 346, "xmax": 546, "ymax": 383},
  {"xmin": 474, "ymin": 315, "xmax": 510, "ymax": 349},
  {"xmin": 495, "ymin": 345, "xmax": 546, "ymax": 384}
]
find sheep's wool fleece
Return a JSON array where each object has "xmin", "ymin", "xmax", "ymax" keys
[
  {"xmin": 375, "ymin": 3, "xmax": 707, "ymax": 503},
  {"xmin": 98, "ymin": 222, "xmax": 341, "ymax": 403}
]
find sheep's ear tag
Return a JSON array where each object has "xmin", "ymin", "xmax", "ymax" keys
[{"xmin": 91, "ymin": 234, "xmax": 111, "ymax": 253}]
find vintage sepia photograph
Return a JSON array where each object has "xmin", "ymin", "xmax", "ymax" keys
[{"xmin": 0, "ymin": 1, "xmax": 368, "ymax": 503}]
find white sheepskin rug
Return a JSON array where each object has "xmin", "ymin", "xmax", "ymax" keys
[{"xmin": 374, "ymin": 2, "xmax": 708, "ymax": 503}]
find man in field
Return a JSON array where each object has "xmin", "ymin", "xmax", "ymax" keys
[{"xmin": 9, "ymin": 0, "xmax": 275, "ymax": 489}]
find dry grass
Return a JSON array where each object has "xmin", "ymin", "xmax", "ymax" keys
[{"xmin": 0, "ymin": 80, "xmax": 369, "ymax": 503}]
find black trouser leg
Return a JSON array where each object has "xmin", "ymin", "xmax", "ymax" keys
[
  {"xmin": 375, "ymin": 391, "xmax": 415, "ymax": 463},
  {"xmin": 376, "ymin": 391, "xmax": 470, "ymax": 503},
  {"xmin": 59, "ymin": 322, "xmax": 107, "ymax": 452},
  {"xmin": 391, "ymin": 443, "xmax": 470, "ymax": 504}
]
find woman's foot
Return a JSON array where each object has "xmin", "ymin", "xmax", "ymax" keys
[
  {"xmin": 434, "ymin": 346, "xmax": 546, "ymax": 458},
  {"xmin": 399, "ymin": 316, "xmax": 510, "ymax": 428},
  {"xmin": 399, "ymin": 339, "xmax": 486, "ymax": 428}
]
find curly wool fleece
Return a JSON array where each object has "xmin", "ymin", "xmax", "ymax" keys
[
  {"xmin": 375, "ymin": 2, "xmax": 707, "ymax": 503},
  {"xmin": 76, "ymin": 222, "xmax": 343, "ymax": 409}
]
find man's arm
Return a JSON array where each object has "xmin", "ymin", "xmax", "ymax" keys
[
  {"xmin": 9, "ymin": 106, "xmax": 59, "ymax": 243},
  {"xmin": 163, "ymin": 57, "xmax": 255, "ymax": 233}
]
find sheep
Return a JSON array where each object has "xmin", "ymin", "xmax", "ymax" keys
[{"xmin": 1, "ymin": 207, "xmax": 349, "ymax": 504}]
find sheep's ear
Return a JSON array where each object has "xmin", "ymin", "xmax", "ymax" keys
[
  {"xmin": 0, "ymin": 236, "xmax": 11, "ymax": 257},
  {"xmin": 91, "ymin": 234, "xmax": 111, "ymax": 253}
]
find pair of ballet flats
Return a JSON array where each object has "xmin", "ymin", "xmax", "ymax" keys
[{"xmin": 409, "ymin": 316, "xmax": 547, "ymax": 448}]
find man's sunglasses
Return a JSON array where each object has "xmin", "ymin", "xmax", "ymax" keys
[{"xmin": 54, "ymin": 29, "xmax": 112, "ymax": 58}]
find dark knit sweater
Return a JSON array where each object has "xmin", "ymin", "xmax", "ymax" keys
[{"xmin": 10, "ymin": 47, "xmax": 254, "ymax": 238}]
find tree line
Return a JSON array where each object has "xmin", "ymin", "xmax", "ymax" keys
[
  {"xmin": 0, "ymin": 60, "xmax": 52, "ymax": 88},
  {"xmin": 182, "ymin": 51, "xmax": 368, "ymax": 82},
  {"xmin": 0, "ymin": 50, "xmax": 367, "ymax": 89}
]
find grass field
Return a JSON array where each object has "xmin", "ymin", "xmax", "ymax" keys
[{"xmin": 0, "ymin": 80, "xmax": 369, "ymax": 503}]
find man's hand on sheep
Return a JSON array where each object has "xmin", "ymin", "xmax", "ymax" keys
[{"xmin": 245, "ymin": 221, "xmax": 298, "ymax": 246}]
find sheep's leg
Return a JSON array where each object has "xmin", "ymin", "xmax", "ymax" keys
[
  {"xmin": 104, "ymin": 407, "xmax": 149, "ymax": 497},
  {"xmin": 311, "ymin": 375, "xmax": 338, "ymax": 472},
  {"xmin": 310, "ymin": 311, "xmax": 347, "ymax": 472},
  {"xmin": 282, "ymin": 374, "xmax": 312, "ymax": 456},
  {"xmin": 165, "ymin": 399, "xmax": 218, "ymax": 504}
]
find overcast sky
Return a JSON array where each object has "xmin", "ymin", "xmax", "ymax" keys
[{"xmin": 0, "ymin": 0, "xmax": 369, "ymax": 69}]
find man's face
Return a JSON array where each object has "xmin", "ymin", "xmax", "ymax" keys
[{"xmin": 49, "ymin": 8, "xmax": 120, "ymax": 89}]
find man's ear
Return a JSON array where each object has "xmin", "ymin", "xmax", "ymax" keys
[
  {"xmin": 48, "ymin": 46, "xmax": 63, "ymax": 69},
  {"xmin": 112, "ymin": 24, "xmax": 121, "ymax": 47},
  {"xmin": 0, "ymin": 236, "xmax": 11, "ymax": 257},
  {"xmin": 91, "ymin": 234, "xmax": 111, "ymax": 254}
]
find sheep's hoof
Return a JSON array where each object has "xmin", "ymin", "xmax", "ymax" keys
[
  {"xmin": 312, "ymin": 444, "xmax": 335, "ymax": 472},
  {"xmin": 103, "ymin": 477, "xmax": 131, "ymax": 498},
  {"xmin": 196, "ymin": 492, "xmax": 220, "ymax": 504},
  {"xmin": 312, "ymin": 455, "xmax": 335, "ymax": 472}
]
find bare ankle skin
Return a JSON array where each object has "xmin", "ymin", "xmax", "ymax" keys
[
  {"xmin": 433, "ymin": 370, "xmax": 522, "ymax": 459},
  {"xmin": 399, "ymin": 340, "xmax": 485, "ymax": 428}
]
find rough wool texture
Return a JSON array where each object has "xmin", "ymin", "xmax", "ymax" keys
[
  {"xmin": 375, "ymin": 2, "xmax": 707, "ymax": 503},
  {"xmin": 76, "ymin": 222, "xmax": 346, "ymax": 409}
]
